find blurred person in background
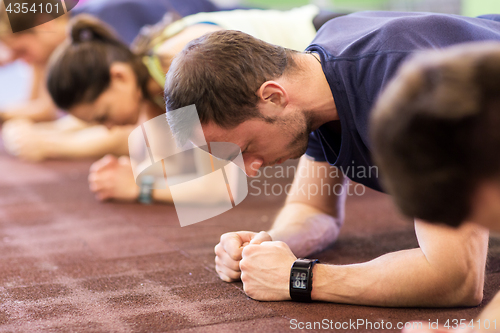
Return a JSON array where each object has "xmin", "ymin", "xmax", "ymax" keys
[
  {"xmin": 0, "ymin": 0, "xmax": 218, "ymax": 160},
  {"xmin": 45, "ymin": 6, "xmax": 343, "ymax": 202}
]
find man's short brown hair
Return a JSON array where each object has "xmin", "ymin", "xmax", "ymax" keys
[
  {"xmin": 164, "ymin": 30, "xmax": 298, "ymax": 145},
  {"xmin": 371, "ymin": 42, "xmax": 500, "ymax": 227}
]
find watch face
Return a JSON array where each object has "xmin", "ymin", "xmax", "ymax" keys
[{"xmin": 291, "ymin": 269, "xmax": 308, "ymax": 290}]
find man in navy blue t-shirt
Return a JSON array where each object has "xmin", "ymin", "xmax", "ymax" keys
[{"xmin": 165, "ymin": 12, "xmax": 500, "ymax": 306}]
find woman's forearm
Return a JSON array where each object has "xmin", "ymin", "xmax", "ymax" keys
[
  {"xmin": 2, "ymin": 98, "xmax": 57, "ymax": 122},
  {"xmin": 42, "ymin": 125, "xmax": 132, "ymax": 159}
]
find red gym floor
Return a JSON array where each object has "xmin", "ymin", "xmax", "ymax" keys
[{"xmin": 0, "ymin": 136, "xmax": 498, "ymax": 333}]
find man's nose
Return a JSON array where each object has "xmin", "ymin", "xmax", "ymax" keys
[{"xmin": 245, "ymin": 157, "xmax": 263, "ymax": 177}]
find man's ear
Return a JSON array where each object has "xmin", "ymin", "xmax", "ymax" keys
[
  {"xmin": 109, "ymin": 62, "xmax": 135, "ymax": 84},
  {"xmin": 257, "ymin": 81, "xmax": 289, "ymax": 109}
]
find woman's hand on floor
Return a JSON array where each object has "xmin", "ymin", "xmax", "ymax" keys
[
  {"xmin": 2, "ymin": 118, "xmax": 48, "ymax": 162},
  {"xmin": 88, "ymin": 154, "xmax": 139, "ymax": 201}
]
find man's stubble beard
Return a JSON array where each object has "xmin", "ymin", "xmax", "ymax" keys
[{"xmin": 286, "ymin": 110, "xmax": 314, "ymax": 160}]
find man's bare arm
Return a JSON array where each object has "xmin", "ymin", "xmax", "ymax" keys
[
  {"xmin": 269, "ymin": 156, "xmax": 346, "ymax": 257},
  {"xmin": 241, "ymin": 157, "xmax": 489, "ymax": 307},
  {"xmin": 310, "ymin": 220, "xmax": 488, "ymax": 307}
]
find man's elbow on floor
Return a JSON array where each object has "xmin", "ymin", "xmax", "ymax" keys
[
  {"xmin": 440, "ymin": 266, "xmax": 484, "ymax": 307},
  {"xmin": 452, "ymin": 238, "xmax": 487, "ymax": 306},
  {"xmin": 458, "ymin": 274, "xmax": 484, "ymax": 307}
]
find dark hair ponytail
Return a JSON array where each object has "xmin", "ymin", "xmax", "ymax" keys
[
  {"xmin": 69, "ymin": 13, "xmax": 119, "ymax": 44},
  {"xmin": 47, "ymin": 14, "xmax": 150, "ymax": 110}
]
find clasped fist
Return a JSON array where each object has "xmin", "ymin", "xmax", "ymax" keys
[
  {"xmin": 214, "ymin": 231, "xmax": 271, "ymax": 282},
  {"xmin": 214, "ymin": 230, "xmax": 296, "ymax": 301}
]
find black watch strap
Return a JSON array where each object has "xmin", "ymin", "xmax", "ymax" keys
[{"xmin": 289, "ymin": 258, "xmax": 319, "ymax": 302}]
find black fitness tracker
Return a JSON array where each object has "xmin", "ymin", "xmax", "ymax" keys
[{"xmin": 289, "ymin": 258, "xmax": 319, "ymax": 302}]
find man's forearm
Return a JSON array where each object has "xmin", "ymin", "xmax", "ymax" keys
[
  {"xmin": 311, "ymin": 223, "xmax": 489, "ymax": 307},
  {"xmin": 312, "ymin": 248, "xmax": 453, "ymax": 306},
  {"xmin": 269, "ymin": 202, "xmax": 344, "ymax": 258}
]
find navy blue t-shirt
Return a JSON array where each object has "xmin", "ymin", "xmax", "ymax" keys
[
  {"xmin": 72, "ymin": 0, "xmax": 219, "ymax": 45},
  {"xmin": 305, "ymin": 11, "xmax": 500, "ymax": 192}
]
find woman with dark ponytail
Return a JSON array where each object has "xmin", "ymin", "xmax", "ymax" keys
[
  {"xmin": 48, "ymin": 14, "xmax": 157, "ymax": 126},
  {"xmin": 1, "ymin": 0, "xmax": 219, "ymax": 161},
  {"xmin": 48, "ymin": 5, "xmax": 326, "ymax": 126},
  {"xmin": 2, "ymin": 13, "xmax": 159, "ymax": 163},
  {"xmin": 42, "ymin": 5, "xmax": 331, "ymax": 203}
]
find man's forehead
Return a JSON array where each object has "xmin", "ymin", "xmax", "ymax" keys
[{"xmin": 201, "ymin": 122, "xmax": 242, "ymax": 144}]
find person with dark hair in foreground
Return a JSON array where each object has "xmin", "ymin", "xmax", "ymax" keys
[
  {"xmin": 371, "ymin": 42, "xmax": 500, "ymax": 331},
  {"xmin": 164, "ymin": 12, "xmax": 500, "ymax": 307}
]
